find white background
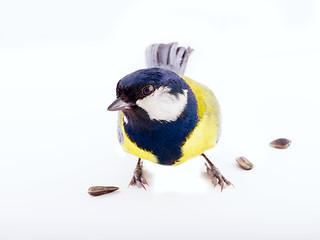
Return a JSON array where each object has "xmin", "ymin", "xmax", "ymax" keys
[{"xmin": 1, "ymin": 0, "xmax": 320, "ymax": 239}]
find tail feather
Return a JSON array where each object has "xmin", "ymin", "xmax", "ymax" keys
[{"xmin": 145, "ymin": 42, "xmax": 193, "ymax": 75}]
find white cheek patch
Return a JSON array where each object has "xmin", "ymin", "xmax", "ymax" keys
[
  {"xmin": 123, "ymin": 115, "xmax": 128, "ymax": 124},
  {"xmin": 136, "ymin": 86, "xmax": 188, "ymax": 122}
]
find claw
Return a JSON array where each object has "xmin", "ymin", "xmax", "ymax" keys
[
  {"xmin": 220, "ymin": 183, "xmax": 224, "ymax": 192},
  {"xmin": 128, "ymin": 158, "xmax": 148, "ymax": 190},
  {"xmin": 222, "ymin": 175, "xmax": 235, "ymax": 188},
  {"xmin": 213, "ymin": 178, "xmax": 218, "ymax": 187},
  {"xmin": 202, "ymin": 153, "xmax": 233, "ymax": 191}
]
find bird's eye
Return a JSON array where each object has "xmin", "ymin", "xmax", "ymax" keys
[{"xmin": 142, "ymin": 85, "xmax": 154, "ymax": 95}]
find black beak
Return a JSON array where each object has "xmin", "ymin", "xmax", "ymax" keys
[{"xmin": 107, "ymin": 97, "xmax": 133, "ymax": 111}]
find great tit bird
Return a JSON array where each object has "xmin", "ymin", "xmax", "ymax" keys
[{"xmin": 108, "ymin": 42, "xmax": 232, "ymax": 190}]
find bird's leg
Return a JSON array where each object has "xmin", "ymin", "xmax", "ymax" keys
[
  {"xmin": 128, "ymin": 158, "xmax": 148, "ymax": 190},
  {"xmin": 202, "ymin": 153, "xmax": 233, "ymax": 191}
]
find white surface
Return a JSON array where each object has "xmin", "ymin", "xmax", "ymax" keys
[{"xmin": 1, "ymin": 0, "xmax": 320, "ymax": 239}]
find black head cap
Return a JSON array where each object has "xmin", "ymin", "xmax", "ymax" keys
[{"xmin": 116, "ymin": 67, "xmax": 188, "ymax": 104}]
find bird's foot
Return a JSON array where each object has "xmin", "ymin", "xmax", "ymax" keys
[
  {"xmin": 128, "ymin": 158, "xmax": 148, "ymax": 190},
  {"xmin": 202, "ymin": 154, "xmax": 233, "ymax": 191}
]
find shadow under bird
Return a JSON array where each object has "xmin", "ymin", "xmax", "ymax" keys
[{"xmin": 108, "ymin": 42, "xmax": 232, "ymax": 190}]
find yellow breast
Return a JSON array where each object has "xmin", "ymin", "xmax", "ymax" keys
[{"xmin": 175, "ymin": 75, "xmax": 221, "ymax": 165}]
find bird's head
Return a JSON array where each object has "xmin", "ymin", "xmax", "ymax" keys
[{"xmin": 107, "ymin": 68, "xmax": 192, "ymax": 122}]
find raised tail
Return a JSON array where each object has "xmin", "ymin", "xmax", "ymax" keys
[{"xmin": 145, "ymin": 42, "xmax": 193, "ymax": 75}]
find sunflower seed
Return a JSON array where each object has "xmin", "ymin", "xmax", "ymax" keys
[
  {"xmin": 236, "ymin": 156, "xmax": 254, "ymax": 170},
  {"xmin": 88, "ymin": 186, "xmax": 119, "ymax": 196},
  {"xmin": 269, "ymin": 138, "xmax": 292, "ymax": 149}
]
